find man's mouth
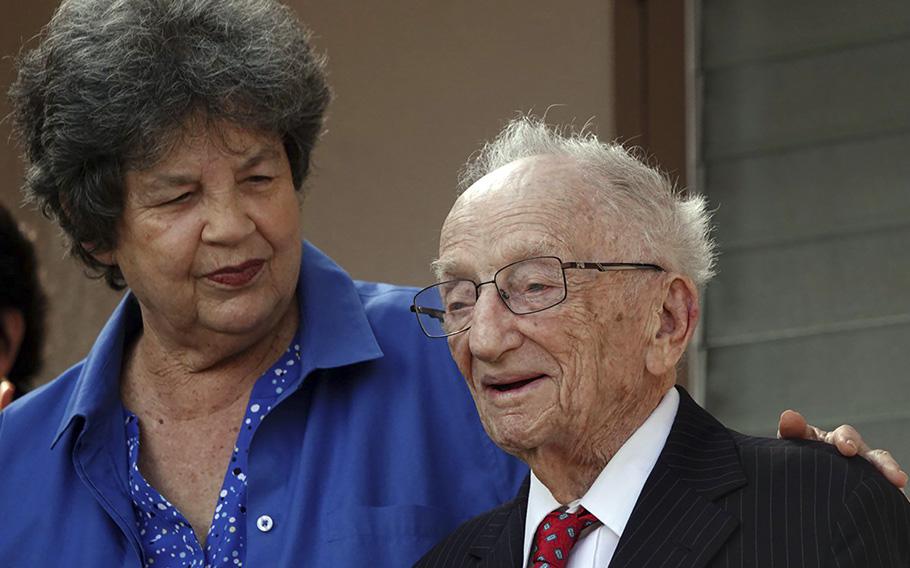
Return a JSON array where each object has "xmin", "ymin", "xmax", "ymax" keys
[{"xmin": 488, "ymin": 375, "xmax": 546, "ymax": 392}]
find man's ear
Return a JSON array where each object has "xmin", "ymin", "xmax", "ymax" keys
[
  {"xmin": 0, "ymin": 309, "xmax": 25, "ymax": 378},
  {"xmin": 645, "ymin": 275, "xmax": 699, "ymax": 376}
]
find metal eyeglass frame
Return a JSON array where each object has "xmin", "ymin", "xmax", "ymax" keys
[{"xmin": 409, "ymin": 255, "xmax": 665, "ymax": 338}]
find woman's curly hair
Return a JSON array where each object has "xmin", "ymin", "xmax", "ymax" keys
[{"xmin": 9, "ymin": 0, "xmax": 331, "ymax": 289}]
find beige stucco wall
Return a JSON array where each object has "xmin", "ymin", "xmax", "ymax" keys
[{"xmin": 0, "ymin": 1, "xmax": 615, "ymax": 384}]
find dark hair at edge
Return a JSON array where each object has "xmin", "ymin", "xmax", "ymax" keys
[
  {"xmin": 9, "ymin": 0, "xmax": 331, "ymax": 290},
  {"xmin": 0, "ymin": 204, "xmax": 47, "ymax": 394}
]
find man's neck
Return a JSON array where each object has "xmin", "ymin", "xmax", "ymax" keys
[{"xmin": 525, "ymin": 384, "xmax": 671, "ymax": 504}]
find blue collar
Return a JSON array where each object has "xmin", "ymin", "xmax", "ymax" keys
[{"xmin": 52, "ymin": 241, "xmax": 384, "ymax": 447}]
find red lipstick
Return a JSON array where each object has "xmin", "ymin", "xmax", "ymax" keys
[{"xmin": 205, "ymin": 259, "xmax": 264, "ymax": 287}]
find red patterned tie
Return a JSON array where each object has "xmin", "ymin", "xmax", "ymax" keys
[{"xmin": 530, "ymin": 506, "xmax": 599, "ymax": 568}]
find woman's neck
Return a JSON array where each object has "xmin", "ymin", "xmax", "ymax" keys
[{"xmin": 121, "ymin": 299, "xmax": 299, "ymax": 422}]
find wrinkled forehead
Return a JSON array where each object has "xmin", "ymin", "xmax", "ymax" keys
[{"xmin": 436, "ymin": 156, "xmax": 624, "ymax": 279}]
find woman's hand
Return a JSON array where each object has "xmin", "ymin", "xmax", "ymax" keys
[{"xmin": 778, "ymin": 409, "xmax": 908, "ymax": 491}]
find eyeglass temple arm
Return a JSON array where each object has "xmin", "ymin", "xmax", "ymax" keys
[
  {"xmin": 409, "ymin": 304, "xmax": 446, "ymax": 323},
  {"xmin": 561, "ymin": 261, "xmax": 665, "ymax": 272}
]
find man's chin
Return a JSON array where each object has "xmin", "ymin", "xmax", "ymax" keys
[{"xmin": 482, "ymin": 412, "xmax": 552, "ymax": 457}]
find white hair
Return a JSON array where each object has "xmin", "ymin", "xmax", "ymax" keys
[{"xmin": 459, "ymin": 117, "xmax": 717, "ymax": 285}]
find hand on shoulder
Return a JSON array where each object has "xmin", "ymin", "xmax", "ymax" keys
[{"xmin": 778, "ymin": 409, "xmax": 908, "ymax": 493}]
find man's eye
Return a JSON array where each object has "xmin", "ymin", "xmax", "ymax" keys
[
  {"xmin": 446, "ymin": 301, "xmax": 471, "ymax": 312},
  {"xmin": 247, "ymin": 175, "xmax": 274, "ymax": 184},
  {"xmin": 524, "ymin": 282, "xmax": 550, "ymax": 293}
]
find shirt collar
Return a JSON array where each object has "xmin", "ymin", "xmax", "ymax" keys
[
  {"xmin": 53, "ymin": 240, "xmax": 384, "ymax": 446},
  {"xmin": 296, "ymin": 241, "xmax": 383, "ymax": 370},
  {"xmin": 52, "ymin": 293, "xmax": 139, "ymax": 448},
  {"xmin": 522, "ymin": 387, "xmax": 679, "ymax": 564}
]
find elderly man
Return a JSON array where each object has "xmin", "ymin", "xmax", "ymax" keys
[{"xmin": 416, "ymin": 119, "xmax": 910, "ymax": 567}]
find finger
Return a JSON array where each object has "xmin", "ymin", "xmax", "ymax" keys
[
  {"xmin": 777, "ymin": 409, "xmax": 819, "ymax": 441},
  {"xmin": 0, "ymin": 380, "xmax": 14, "ymax": 411},
  {"xmin": 863, "ymin": 449, "xmax": 908, "ymax": 490},
  {"xmin": 829, "ymin": 424, "xmax": 864, "ymax": 457}
]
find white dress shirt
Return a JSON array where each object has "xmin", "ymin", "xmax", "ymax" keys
[{"xmin": 522, "ymin": 387, "xmax": 679, "ymax": 568}]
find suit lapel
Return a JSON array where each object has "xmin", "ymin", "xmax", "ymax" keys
[
  {"xmin": 468, "ymin": 476, "xmax": 529, "ymax": 567},
  {"xmin": 609, "ymin": 387, "xmax": 747, "ymax": 568}
]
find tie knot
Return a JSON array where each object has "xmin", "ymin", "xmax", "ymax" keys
[{"xmin": 530, "ymin": 506, "xmax": 600, "ymax": 568}]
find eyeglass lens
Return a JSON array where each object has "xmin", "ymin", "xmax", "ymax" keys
[{"xmin": 413, "ymin": 257, "xmax": 566, "ymax": 337}]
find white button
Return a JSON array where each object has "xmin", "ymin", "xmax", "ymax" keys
[{"xmin": 256, "ymin": 514, "xmax": 274, "ymax": 532}]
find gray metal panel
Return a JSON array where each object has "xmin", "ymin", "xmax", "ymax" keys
[
  {"xmin": 706, "ymin": 325, "xmax": 910, "ymax": 450},
  {"xmin": 709, "ymin": 133, "xmax": 910, "ymax": 250},
  {"xmin": 703, "ymin": 0, "xmax": 910, "ymax": 70},
  {"xmin": 705, "ymin": 226, "xmax": 910, "ymax": 343},
  {"xmin": 698, "ymin": 0, "xmax": 910, "ymax": 473},
  {"xmin": 703, "ymin": 38, "xmax": 910, "ymax": 161}
]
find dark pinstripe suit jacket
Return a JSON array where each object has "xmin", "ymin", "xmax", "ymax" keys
[{"xmin": 416, "ymin": 387, "xmax": 910, "ymax": 567}]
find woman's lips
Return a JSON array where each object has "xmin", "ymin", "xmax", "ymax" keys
[{"xmin": 205, "ymin": 259, "xmax": 265, "ymax": 287}]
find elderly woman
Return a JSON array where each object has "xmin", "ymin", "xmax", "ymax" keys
[
  {"xmin": 0, "ymin": 1, "xmax": 524, "ymax": 565},
  {"xmin": 0, "ymin": 1, "xmax": 902, "ymax": 567}
]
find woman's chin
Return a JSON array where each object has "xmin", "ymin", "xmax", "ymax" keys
[{"xmin": 198, "ymin": 295, "xmax": 293, "ymax": 338}]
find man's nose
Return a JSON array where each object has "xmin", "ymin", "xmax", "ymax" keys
[
  {"xmin": 201, "ymin": 186, "xmax": 256, "ymax": 244},
  {"xmin": 467, "ymin": 284, "xmax": 521, "ymax": 363}
]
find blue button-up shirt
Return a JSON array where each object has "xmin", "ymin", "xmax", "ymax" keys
[
  {"xmin": 124, "ymin": 330, "xmax": 302, "ymax": 567},
  {"xmin": 0, "ymin": 242, "xmax": 526, "ymax": 567}
]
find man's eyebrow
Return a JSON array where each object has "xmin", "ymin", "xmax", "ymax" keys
[
  {"xmin": 431, "ymin": 238, "xmax": 567, "ymax": 280},
  {"xmin": 430, "ymin": 258, "xmax": 456, "ymax": 281},
  {"xmin": 501, "ymin": 238, "xmax": 560, "ymax": 260}
]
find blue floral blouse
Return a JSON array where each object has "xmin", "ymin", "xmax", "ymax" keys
[{"xmin": 125, "ymin": 334, "xmax": 302, "ymax": 567}]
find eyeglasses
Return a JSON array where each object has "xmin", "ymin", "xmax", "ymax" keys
[{"xmin": 410, "ymin": 255, "xmax": 664, "ymax": 338}]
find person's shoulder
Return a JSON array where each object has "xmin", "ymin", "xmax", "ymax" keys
[
  {"xmin": 353, "ymin": 279, "xmax": 439, "ymax": 349},
  {"xmin": 350, "ymin": 277, "xmax": 464, "ymax": 384},
  {"xmin": 717, "ymin": 430, "xmax": 909, "ymax": 562},
  {"xmin": 354, "ymin": 279, "xmax": 418, "ymax": 314},
  {"xmin": 0, "ymin": 362, "xmax": 83, "ymax": 449},
  {"xmin": 732, "ymin": 430, "xmax": 870, "ymax": 468},
  {"xmin": 730, "ymin": 431, "xmax": 908, "ymax": 507},
  {"xmin": 731, "ymin": 430, "xmax": 873, "ymax": 476},
  {"xmin": 416, "ymin": 495, "xmax": 522, "ymax": 567}
]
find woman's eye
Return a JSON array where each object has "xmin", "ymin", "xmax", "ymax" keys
[{"xmin": 164, "ymin": 192, "xmax": 193, "ymax": 205}]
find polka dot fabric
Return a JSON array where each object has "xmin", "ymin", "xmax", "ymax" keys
[{"xmin": 125, "ymin": 335, "xmax": 302, "ymax": 567}]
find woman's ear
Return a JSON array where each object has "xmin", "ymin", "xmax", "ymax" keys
[{"xmin": 83, "ymin": 242, "xmax": 115, "ymax": 266}]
